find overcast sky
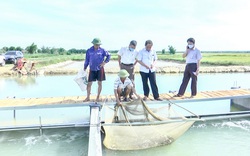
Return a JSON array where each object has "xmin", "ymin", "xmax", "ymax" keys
[{"xmin": 1, "ymin": 0, "xmax": 250, "ymax": 51}]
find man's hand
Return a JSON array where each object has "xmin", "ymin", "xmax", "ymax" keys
[
  {"xmin": 196, "ymin": 69, "xmax": 200, "ymax": 76},
  {"xmin": 100, "ymin": 62, "xmax": 106, "ymax": 67},
  {"xmin": 117, "ymin": 101, "xmax": 122, "ymax": 106},
  {"xmin": 145, "ymin": 65, "xmax": 150, "ymax": 69},
  {"xmin": 150, "ymin": 64, "xmax": 154, "ymax": 69}
]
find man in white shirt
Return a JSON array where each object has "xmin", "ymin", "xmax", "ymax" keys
[
  {"xmin": 117, "ymin": 40, "xmax": 138, "ymax": 99},
  {"xmin": 114, "ymin": 69, "xmax": 140, "ymax": 105},
  {"xmin": 175, "ymin": 38, "xmax": 202, "ymax": 98},
  {"xmin": 137, "ymin": 40, "xmax": 162, "ymax": 101}
]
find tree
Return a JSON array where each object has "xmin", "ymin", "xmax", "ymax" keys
[
  {"xmin": 2, "ymin": 47, "xmax": 8, "ymax": 52},
  {"xmin": 26, "ymin": 43, "xmax": 37, "ymax": 54},
  {"xmin": 9, "ymin": 46, "xmax": 16, "ymax": 51},
  {"xmin": 58, "ymin": 47, "xmax": 65, "ymax": 55},
  {"xmin": 162, "ymin": 49, "xmax": 166, "ymax": 54},
  {"xmin": 168, "ymin": 45, "xmax": 176, "ymax": 54},
  {"xmin": 16, "ymin": 46, "xmax": 23, "ymax": 51},
  {"xmin": 68, "ymin": 48, "xmax": 76, "ymax": 54},
  {"xmin": 50, "ymin": 48, "xmax": 57, "ymax": 54},
  {"xmin": 41, "ymin": 46, "xmax": 50, "ymax": 53}
]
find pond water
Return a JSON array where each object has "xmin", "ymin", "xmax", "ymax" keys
[
  {"xmin": 0, "ymin": 73, "xmax": 250, "ymax": 156},
  {"xmin": 1, "ymin": 73, "xmax": 250, "ymax": 99}
]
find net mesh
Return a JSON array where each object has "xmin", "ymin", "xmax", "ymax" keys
[{"xmin": 103, "ymin": 100, "xmax": 197, "ymax": 150}]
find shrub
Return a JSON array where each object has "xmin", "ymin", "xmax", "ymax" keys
[
  {"xmin": 168, "ymin": 45, "xmax": 176, "ymax": 54},
  {"xmin": 162, "ymin": 49, "xmax": 166, "ymax": 54}
]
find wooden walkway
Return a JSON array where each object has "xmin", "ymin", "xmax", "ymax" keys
[{"xmin": 0, "ymin": 88, "xmax": 250, "ymax": 110}]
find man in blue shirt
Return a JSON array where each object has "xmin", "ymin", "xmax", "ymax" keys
[{"xmin": 84, "ymin": 38, "xmax": 111, "ymax": 102}]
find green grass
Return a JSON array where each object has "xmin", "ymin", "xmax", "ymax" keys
[
  {"xmin": 24, "ymin": 52, "xmax": 250, "ymax": 68},
  {"xmin": 25, "ymin": 53, "xmax": 85, "ymax": 68},
  {"xmin": 157, "ymin": 53, "xmax": 250, "ymax": 66}
]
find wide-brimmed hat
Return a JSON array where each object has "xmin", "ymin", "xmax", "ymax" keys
[
  {"xmin": 21, "ymin": 58, "xmax": 27, "ymax": 62},
  {"xmin": 91, "ymin": 38, "xmax": 102, "ymax": 45},
  {"xmin": 118, "ymin": 69, "xmax": 129, "ymax": 78}
]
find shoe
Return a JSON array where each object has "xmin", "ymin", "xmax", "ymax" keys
[
  {"xmin": 142, "ymin": 96, "xmax": 148, "ymax": 101},
  {"xmin": 173, "ymin": 94, "xmax": 182, "ymax": 97},
  {"xmin": 190, "ymin": 95, "xmax": 196, "ymax": 98},
  {"xmin": 129, "ymin": 95, "xmax": 135, "ymax": 100},
  {"xmin": 123, "ymin": 97, "xmax": 131, "ymax": 102},
  {"xmin": 155, "ymin": 97, "xmax": 163, "ymax": 101}
]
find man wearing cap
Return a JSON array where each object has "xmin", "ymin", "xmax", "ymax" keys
[
  {"xmin": 137, "ymin": 40, "xmax": 162, "ymax": 101},
  {"xmin": 114, "ymin": 69, "xmax": 140, "ymax": 105},
  {"xmin": 117, "ymin": 40, "xmax": 138, "ymax": 99},
  {"xmin": 174, "ymin": 37, "xmax": 202, "ymax": 98},
  {"xmin": 84, "ymin": 38, "xmax": 111, "ymax": 102}
]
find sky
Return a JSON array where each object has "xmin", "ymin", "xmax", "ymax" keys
[{"xmin": 0, "ymin": 0, "xmax": 250, "ymax": 51}]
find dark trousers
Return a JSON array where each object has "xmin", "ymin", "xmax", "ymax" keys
[
  {"xmin": 140, "ymin": 71, "xmax": 159, "ymax": 99},
  {"xmin": 178, "ymin": 63, "xmax": 198, "ymax": 96}
]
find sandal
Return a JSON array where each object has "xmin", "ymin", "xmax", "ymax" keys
[
  {"xmin": 173, "ymin": 94, "xmax": 182, "ymax": 97},
  {"xmin": 155, "ymin": 97, "xmax": 163, "ymax": 101},
  {"xmin": 142, "ymin": 96, "xmax": 148, "ymax": 101}
]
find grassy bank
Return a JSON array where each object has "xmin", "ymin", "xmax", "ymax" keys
[
  {"xmin": 24, "ymin": 52, "xmax": 250, "ymax": 68},
  {"xmin": 160, "ymin": 53, "xmax": 250, "ymax": 66}
]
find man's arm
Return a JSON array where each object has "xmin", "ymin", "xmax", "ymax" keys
[
  {"xmin": 196, "ymin": 59, "xmax": 201, "ymax": 75},
  {"xmin": 118, "ymin": 55, "xmax": 121, "ymax": 69},
  {"xmin": 84, "ymin": 51, "xmax": 89, "ymax": 70},
  {"xmin": 104, "ymin": 50, "xmax": 111, "ymax": 63},
  {"xmin": 183, "ymin": 47, "xmax": 189, "ymax": 58},
  {"xmin": 137, "ymin": 60, "xmax": 150, "ymax": 69},
  {"xmin": 114, "ymin": 89, "xmax": 121, "ymax": 105}
]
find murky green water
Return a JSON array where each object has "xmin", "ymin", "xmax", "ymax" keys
[{"xmin": 0, "ymin": 73, "xmax": 250, "ymax": 155}]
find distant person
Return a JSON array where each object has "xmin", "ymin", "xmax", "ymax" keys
[
  {"xmin": 117, "ymin": 40, "xmax": 138, "ymax": 99},
  {"xmin": 12, "ymin": 58, "xmax": 35, "ymax": 75},
  {"xmin": 174, "ymin": 37, "xmax": 202, "ymax": 98},
  {"xmin": 83, "ymin": 38, "xmax": 111, "ymax": 102},
  {"xmin": 137, "ymin": 40, "xmax": 162, "ymax": 101},
  {"xmin": 114, "ymin": 69, "xmax": 140, "ymax": 105}
]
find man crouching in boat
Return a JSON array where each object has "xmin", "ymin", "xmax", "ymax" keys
[{"xmin": 114, "ymin": 69, "xmax": 140, "ymax": 106}]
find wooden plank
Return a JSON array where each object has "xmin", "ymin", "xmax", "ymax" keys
[
  {"xmin": 210, "ymin": 91, "xmax": 226, "ymax": 98},
  {"xmin": 0, "ymin": 89, "xmax": 250, "ymax": 109},
  {"xmin": 201, "ymin": 91, "xmax": 216, "ymax": 98},
  {"xmin": 234, "ymin": 89, "xmax": 250, "ymax": 95},
  {"xmin": 199, "ymin": 92, "xmax": 212, "ymax": 98}
]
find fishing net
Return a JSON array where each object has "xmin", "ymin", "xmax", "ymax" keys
[{"xmin": 103, "ymin": 100, "xmax": 198, "ymax": 150}]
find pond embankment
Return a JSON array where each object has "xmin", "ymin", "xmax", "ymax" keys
[{"xmin": 1, "ymin": 60, "xmax": 250, "ymax": 76}]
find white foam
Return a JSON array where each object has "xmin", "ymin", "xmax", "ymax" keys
[{"xmin": 25, "ymin": 136, "xmax": 38, "ymax": 146}]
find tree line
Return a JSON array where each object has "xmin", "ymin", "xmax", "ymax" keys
[
  {"xmin": 1, "ymin": 42, "xmax": 176, "ymax": 55},
  {"xmin": 1, "ymin": 43, "xmax": 87, "ymax": 55}
]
